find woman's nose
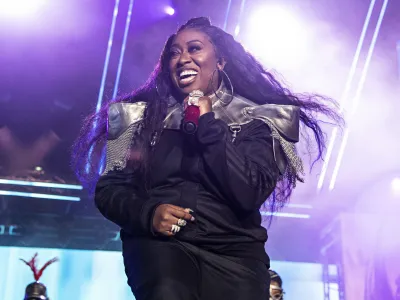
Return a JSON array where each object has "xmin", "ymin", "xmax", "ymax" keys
[{"xmin": 177, "ymin": 51, "xmax": 192, "ymax": 67}]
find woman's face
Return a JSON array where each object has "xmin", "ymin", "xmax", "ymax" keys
[{"xmin": 168, "ymin": 29, "xmax": 222, "ymax": 98}]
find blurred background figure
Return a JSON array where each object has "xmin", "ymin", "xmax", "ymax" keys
[
  {"xmin": 24, "ymin": 282, "xmax": 49, "ymax": 300},
  {"xmin": 20, "ymin": 253, "xmax": 58, "ymax": 300},
  {"xmin": 269, "ymin": 270, "xmax": 284, "ymax": 300}
]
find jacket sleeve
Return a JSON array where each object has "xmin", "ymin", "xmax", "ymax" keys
[
  {"xmin": 94, "ymin": 170, "xmax": 161, "ymax": 235},
  {"xmin": 197, "ymin": 112, "xmax": 284, "ymax": 213}
]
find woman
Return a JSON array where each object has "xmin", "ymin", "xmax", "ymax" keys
[{"xmin": 72, "ymin": 17, "xmax": 341, "ymax": 300}]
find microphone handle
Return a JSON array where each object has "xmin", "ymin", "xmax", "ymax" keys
[
  {"xmin": 183, "ymin": 105, "xmax": 200, "ymax": 134},
  {"xmin": 183, "ymin": 90, "xmax": 204, "ymax": 134}
]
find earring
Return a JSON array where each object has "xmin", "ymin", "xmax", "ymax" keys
[
  {"xmin": 210, "ymin": 68, "xmax": 234, "ymax": 104},
  {"xmin": 219, "ymin": 69, "xmax": 234, "ymax": 96}
]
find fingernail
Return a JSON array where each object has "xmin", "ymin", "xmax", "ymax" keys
[
  {"xmin": 185, "ymin": 208, "xmax": 194, "ymax": 213},
  {"xmin": 191, "ymin": 216, "xmax": 195, "ymax": 221}
]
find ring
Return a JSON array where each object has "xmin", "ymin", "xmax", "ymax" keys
[
  {"xmin": 177, "ymin": 219, "xmax": 187, "ymax": 226},
  {"xmin": 171, "ymin": 224, "xmax": 180, "ymax": 233}
]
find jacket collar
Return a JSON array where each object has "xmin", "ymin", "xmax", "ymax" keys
[{"xmin": 109, "ymin": 82, "xmax": 300, "ymax": 143}]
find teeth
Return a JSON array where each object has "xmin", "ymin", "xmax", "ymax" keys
[
  {"xmin": 179, "ymin": 70, "xmax": 198, "ymax": 78},
  {"xmin": 180, "ymin": 76, "xmax": 196, "ymax": 83}
]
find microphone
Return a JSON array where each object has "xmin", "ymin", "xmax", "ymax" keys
[{"xmin": 182, "ymin": 90, "xmax": 204, "ymax": 134}]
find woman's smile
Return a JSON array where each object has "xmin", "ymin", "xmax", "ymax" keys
[{"xmin": 177, "ymin": 69, "xmax": 198, "ymax": 86}]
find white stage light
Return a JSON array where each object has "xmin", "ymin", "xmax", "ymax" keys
[
  {"xmin": 245, "ymin": 5, "xmax": 309, "ymax": 68},
  {"xmin": 165, "ymin": 6, "xmax": 175, "ymax": 16},
  {"xmin": 0, "ymin": 0, "xmax": 46, "ymax": 17},
  {"xmin": 391, "ymin": 177, "xmax": 400, "ymax": 196}
]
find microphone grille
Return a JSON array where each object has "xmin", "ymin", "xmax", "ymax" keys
[{"xmin": 189, "ymin": 90, "xmax": 204, "ymax": 98}]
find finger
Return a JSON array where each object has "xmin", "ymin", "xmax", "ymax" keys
[
  {"xmin": 158, "ymin": 230, "xmax": 174, "ymax": 237},
  {"xmin": 159, "ymin": 216, "xmax": 184, "ymax": 230},
  {"xmin": 198, "ymin": 98, "xmax": 212, "ymax": 115},
  {"xmin": 165, "ymin": 205, "xmax": 195, "ymax": 220},
  {"xmin": 177, "ymin": 218, "xmax": 187, "ymax": 227},
  {"xmin": 153, "ymin": 223, "xmax": 174, "ymax": 236},
  {"xmin": 164, "ymin": 204, "xmax": 189, "ymax": 212},
  {"xmin": 184, "ymin": 208, "xmax": 194, "ymax": 213},
  {"xmin": 158, "ymin": 230, "xmax": 174, "ymax": 236},
  {"xmin": 169, "ymin": 216, "xmax": 187, "ymax": 227},
  {"xmin": 160, "ymin": 223, "xmax": 180, "ymax": 235},
  {"xmin": 198, "ymin": 96, "xmax": 211, "ymax": 103},
  {"xmin": 157, "ymin": 217, "xmax": 182, "ymax": 234},
  {"xmin": 165, "ymin": 225, "xmax": 178, "ymax": 236},
  {"xmin": 170, "ymin": 209, "xmax": 195, "ymax": 221},
  {"xmin": 198, "ymin": 97, "xmax": 212, "ymax": 107},
  {"xmin": 170, "ymin": 224, "xmax": 181, "ymax": 234}
]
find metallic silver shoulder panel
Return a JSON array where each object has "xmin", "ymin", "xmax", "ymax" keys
[
  {"xmin": 213, "ymin": 94, "xmax": 300, "ymax": 142},
  {"xmin": 107, "ymin": 102, "xmax": 146, "ymax": 140},
  {"xmin": 102, "ymin": 102, "xmax": 146, "ymax": 175},
  {"xmin": 212, "ymin": 92, "xmax": 303, "ymax": 185}
]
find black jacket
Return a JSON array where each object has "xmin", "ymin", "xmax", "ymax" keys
[{"xmin": 95, "ymin": 112, "xmax": 285, "ymax": 265}]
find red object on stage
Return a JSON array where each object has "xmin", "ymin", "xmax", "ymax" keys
[{"xmin": 20, "ymin": 253, "xmax": 58, "ymax": 281}]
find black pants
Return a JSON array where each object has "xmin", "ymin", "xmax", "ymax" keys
[{"xmin": 122, "ymin": 238, "xmax": 270, "ymax": 300}]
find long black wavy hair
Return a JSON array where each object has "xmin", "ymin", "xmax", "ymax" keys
[{"xmin": 72, "ymin": 17, "xmax": 343, "ymax": 212}]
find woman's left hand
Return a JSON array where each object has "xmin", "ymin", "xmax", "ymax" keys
[
  {"xmin": 198, "ymin": 96, "xmax": 212, "ymax": 116},
  {"xmin": 184, "ymin": 95, "xmax": 212, "ymax": 116}
]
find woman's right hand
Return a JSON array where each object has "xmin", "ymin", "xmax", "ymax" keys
[{"xmin": 152, "ymin": 204, "xmax": 195, "ymax": 236}]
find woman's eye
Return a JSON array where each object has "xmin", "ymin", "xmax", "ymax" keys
[
  {"xmin": 169, "ymin": 50, "xmax": 180, "ymax": 57},
  {"xmin": 189, "ymin": 46, "xmax": 201, "ymax": 53}
]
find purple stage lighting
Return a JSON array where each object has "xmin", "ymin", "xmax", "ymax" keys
[{"xmin": 165, "ymin": 6, "xmax": 175, "ymax": 16}]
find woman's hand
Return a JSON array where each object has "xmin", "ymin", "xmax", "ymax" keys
[
  {"xmin": 198, "ymin": 96, "xmax": 212, "ymax": 116},
  {"xmin": 152, "ymin": 204, "xmax": 195, "ymax": 236},
  {"xmin": 184, "ymin": 95, "xmax": 212, "ymax": 116}
]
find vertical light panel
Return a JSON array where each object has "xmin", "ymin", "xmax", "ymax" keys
[
  {"xmin": 329, "ymin": 0, "xmax": 390, "ymax": 190},
  {"xmin": 88, "ymin": 0, "xmax": 137, "ymax": 176},
  {"xmin": 96, "ymin": 0, "xmax": 121, "ymax": 112},
  {"xmin": 317, "ymin": 0, "xmax": 377, "ymax": 190},
  {"xmin": 112, "ymin": 0, "xmax": 135, "ymax": 99},
  {"xmin": 85, "ymin": 0, "xmax": 121, "ymax": 175},
  {"xmin": 234, "ymin": 0, "xmax": 247, "ymax": 37},
  {"xmin": 223, "ymin": 0, "xmax": 232, "ymax": 31},
  {"xmin": 104, "ymin": 0, "xmax": 135, "ymax": 175}
]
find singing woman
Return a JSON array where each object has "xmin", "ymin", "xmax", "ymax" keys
[{"xmin": 72, "ymin": 17, "xmax": 341, "ymax": 300}]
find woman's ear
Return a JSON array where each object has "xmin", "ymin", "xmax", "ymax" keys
[{"xmin": 217, "ymin": 57, "xmax": 226, "ymax": 70}]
